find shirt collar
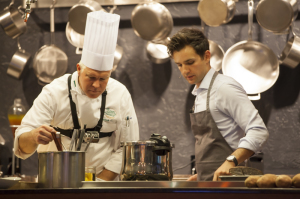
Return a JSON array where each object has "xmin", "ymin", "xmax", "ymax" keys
[{"xmin": 191, "ymin": 68, "xmax": 215, "ymax": 96}]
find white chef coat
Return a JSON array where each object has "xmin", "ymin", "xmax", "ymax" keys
[
  {"xmin": 192, "ymin": 68, "xmax": 269, "ymax": 153},
  {"xmin": 14, "ymin": 71, "xmax": 139, "ymax": 175}
]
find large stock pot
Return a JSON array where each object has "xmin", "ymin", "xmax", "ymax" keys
[
  {"xmin": 120, "ymin": 134, "xmax": 174, "ymax": 181},
  {"xmin": 38, "ymin": 151, "xmax": 85, "ymax": 188}
]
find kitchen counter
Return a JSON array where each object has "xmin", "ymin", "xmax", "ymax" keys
[{"xmin": 1, "ymin": 181, "xmax": 300, "ymax": 199}]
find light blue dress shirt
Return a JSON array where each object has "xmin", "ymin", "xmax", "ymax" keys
[{"xmin": 192, "ymin": 68, "xmax": 269, "ymax": 153}]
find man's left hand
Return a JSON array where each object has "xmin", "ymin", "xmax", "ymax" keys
[{"xmin": 212, "ymin": 161, "xmax": 235, "ymax": 181}]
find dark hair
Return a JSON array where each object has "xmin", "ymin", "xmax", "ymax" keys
[{"xmin": 167, "ymin": 27, "xmax": 209, "ymax": 59}]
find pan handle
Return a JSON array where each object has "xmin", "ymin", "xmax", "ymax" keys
[
  {"xmin": 76, "ymin": 47, "xmax": 82, "ymax": 54},
  {"xmin": 248, "ymin": 0, "xmax": 254, "ymax": 41},
  {"xmin": 248, "ymin": 93, "xmax": 260, "ymax": 101}
]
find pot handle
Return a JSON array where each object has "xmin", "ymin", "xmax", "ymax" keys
[
  {"xmin": 248, "ymin": 0, "xmax": 254, "ymax": 41},
  {"xmin": 247, "ymin": 93, "xmax": 260, "ymax": 101},
  {"xmin": 76, "ymin": 47, "xmax": 82, "ymax": 54}
]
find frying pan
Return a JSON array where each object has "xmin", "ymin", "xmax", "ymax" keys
[
  {"xmin": 256, "ymin": 0, "xmax": 298, "ymax": 34},
  {"xmin": 131, "ymin": 1, "xmax": 173, "ymax": 41},
  {"xmin": 222, "ymin": 0, "xmax": 279, "ymax": 100},
  {"xmin": 33, "ymin": 0, "xmax": 68, "ymax": 85},
  {"xmin": 146, "ymin": 38, "xmax": 170, "ymax": 64}
]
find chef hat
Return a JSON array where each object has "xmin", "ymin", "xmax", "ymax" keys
[{"xmin": 81, "ymin": 11, "xmax": 120, "ymax": 71}]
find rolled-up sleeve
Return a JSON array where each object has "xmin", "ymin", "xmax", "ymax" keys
[{"xmin": 216, "ymin": 81, "xmax": 269, "ymax": 153}]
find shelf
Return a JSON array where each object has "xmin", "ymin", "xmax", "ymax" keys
[{"xmin": 22, "ymin": 0, "xmax": 198, "ymax": 8}]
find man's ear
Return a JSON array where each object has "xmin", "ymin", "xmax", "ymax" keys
[{"xmin": 204, "ymin": 50, "xmax": 211, "ymax": 63}]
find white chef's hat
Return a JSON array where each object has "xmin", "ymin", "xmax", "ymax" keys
[{"xmin": 81, "ymin": 11, "xmax": 120, "ymax": 71}]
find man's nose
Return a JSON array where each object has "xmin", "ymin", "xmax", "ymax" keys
[
  {"xmin": 92, "ymin": 80, "xmax": 101, "ymax": 88},
  {"xmin": 181, "ymin": 64, "xmax": 190, "ymax": 74}
]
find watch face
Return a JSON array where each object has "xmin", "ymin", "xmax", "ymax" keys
[{"xmin": 227, "ymin": 156, "xmax": 234, "ymax": 161}]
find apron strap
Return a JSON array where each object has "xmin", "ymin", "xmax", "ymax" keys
[
  {"xmin": 68, "ymin": 75, "xmax": 80, "ymax": 129},
  {"xmin": 206, "ymin": 71, "xmax": 219, "ymax": 111}
]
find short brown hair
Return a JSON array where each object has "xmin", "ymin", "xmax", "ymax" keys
[{"xmin": 167, "ymin": 27, "xmax": 209, "ymax": 59}]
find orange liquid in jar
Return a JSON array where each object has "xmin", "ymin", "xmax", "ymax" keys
[{"xmin": 8, "ymin": 114, "xmax": 25, "ymax": 138}]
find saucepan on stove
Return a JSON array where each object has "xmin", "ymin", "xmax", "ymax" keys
[{"xmin": 120, "ymin": 134, "xmax": 174, "ymax": 181}]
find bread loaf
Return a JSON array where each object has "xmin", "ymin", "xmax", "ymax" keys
[
  {"xmin": 276, "ymin": 175, "xmax": 292, "ymax": 188},
  {"xmin": 257, "ymin": 174, "xmax": 277, "ymax": 188},
  {"xmin": 245, "ymin": 175, "xmax": 261, "ymax": 188}
]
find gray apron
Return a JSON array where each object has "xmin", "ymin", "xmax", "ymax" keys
[{"xmin": 190, "ymin": 71, "xmax": 233, "ymax": 181}]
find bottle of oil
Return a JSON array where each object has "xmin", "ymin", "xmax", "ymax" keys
[
  {"xmin": 7, "ymin": 98, "xmax": 27, "ymax": 138},
  {"xmin": 7, "ymin": 98, "xmax": 27, "ymax": 176}
]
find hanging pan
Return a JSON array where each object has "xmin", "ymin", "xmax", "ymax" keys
[
  {"xmin": 146, "ymin": 37, "xmax": 170, "ymax": 64},
  {"xmin": 222, "ymin": 0, "xmax": 279, "ymax": 100},
  {"xmin": 33, "ymin": 0, "xmax": 68, "ymax": 85},
  {"xmin": 6, "ymin": 37, "xmax": 31, "ymax": 79},
  {"xmin": 131, "ymin": 0, "xmax": 173, "ymax": 41},
  {"xmin": 0, "ymin": 0, "xmax": 27, "ymax": 39},
  {"xmin": 279, "ymin": 24, "xmax": 300, "ymax": 68},
  {"xmin": 256, "ymin": 0, "xmax": 298, "ymax": 34},
  {"xmin": 201, "ymin": 20, "xmax": 224, "ymax": 71},
  {"xmin": 197, "ymin": 0, "xmax": 237, "ymax": 27}
]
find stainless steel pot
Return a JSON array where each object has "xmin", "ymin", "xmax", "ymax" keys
[
  {"xmin": 197, "ymin": 0, "xmax": 237, "ymax": 27},
  {"xmin": 0, "ymin": 1, "xmax": 27, "ymax": 39},
  {"xmin": 7, "ymin": 37, "xmax": 31, "ymax": 79},
  {"xmin": 201, "ymin": 20, "xmax": 224, "ymax": 71},
  {"xmin": 120, "ymin": 134, "xmax": 174, "ymax": 181},
  {"xmin": 131, "ymin": 1, "xmax": 173, "ymax": 41},
  {"xmin": 279, "ymin": 26, "xmax": 300, "ymax": 68},
  {"xmin": 146, "ymin": 38, "xmax": 170, "ymax": 64},
  {"xmin": 38, "ymin": 151, "xmax": 85, "ymax": 188},
  {"xmin": 256, "ymin": 0, "xmax": 298, "ymax": 34},
  {"xmin": 222, "ymin": 0, "xmax": 279, "ymax": 100},
  {"xmin": 68, "ymin": 0, "xmax": 104, "ymax": 35}
]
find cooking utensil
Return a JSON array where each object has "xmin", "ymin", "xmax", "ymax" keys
[
  {"xmin": 0, "ymin": 0, "xmax": 27, "ymax": 39},
  {"xmin": 6, "ymin": 37, "xmax": 31, "ymax": 79},
  {"xmin": 256, "ymin": 0, "xmax": 298, "ymax": 34},
  {"xmin": 68, "ymin": 0, "xmax": 104, "ymax": 35},
  {"xmin": 197, "ymin": 0, "xmax": 237, "ymax": 27},
  {"xmin": 146, "ymin": 38, "xmax": 170, "ymax": 64},
  {"xmin": 222, "ymin": 0, "xmax": 279, "ymax": 100},
  {"xmin": 76, "ymin": 126, "xmax": 86, "ymax": 151},
  {"xmin": 38, "ymin": 151, "xmax": 85, "ymax": 188},
  {"xmin": 120, "ymin": 134, "xmax": 174, "ymax": 181},
  {"xmin": 51, "ymin": 132, "xmax": 62, "ymax": 151},
  {"xmin": 69, "ymin": 129, "xmax": 78, "ymax": 151},
  {"xmin": 33, "ymin": 0, "xmax": 68, "ymax": 85},
  {"xmin": 279, "ymin": 25, "xmax": 300, "ymax": 68},
  {"xmin": 201, "ymin": 20, "xmax": 224, "ymax": 71},
  {"xmin": 131, "ymin": 0, "xmax": 173, "ymax": 41}
]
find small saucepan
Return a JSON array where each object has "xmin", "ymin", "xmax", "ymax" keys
[
  {"xmin": 197, "ymin": 0, "xmax": 237, "ymax": 27},
  {"xmin": 146, "ymin": 38, "xmax": 170, "ymax": 64},
  {"xmin": 201, "ymin": 20, "xmax": 224, "ymax": 71},
  {"xmin": 6, "ymin": 37, "xmax": 31, "ymax": 79},
  {"xmin": 256, "ymin": 0, "xmax": 298, "ymax": 34},
  {"xmin": 279, "ymin": 25, "xmax": 300, "ymax": 68},
  {"xmin": 222, "ymin": 0, "xmax": 279, "ymax": 100},
  {"xmin": 131, "ymin": 1, "xmax": 173, "ymax": 41},
  {"xmin": 0, "ymin": 1, "xmax": 27, "ymax": 39}
]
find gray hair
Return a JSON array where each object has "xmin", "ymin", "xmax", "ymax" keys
[{"xmin": 78, "ymin": 61, "xmax": 87, "ymax": 72}]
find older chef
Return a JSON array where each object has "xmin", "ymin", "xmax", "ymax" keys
[
  {"xmin": 167, "ymin": 28, "xmax": 269, "ymax": 181},
  {"xmin": 14, "ymin": 11, "xmax": 139, "ymax": 181}
]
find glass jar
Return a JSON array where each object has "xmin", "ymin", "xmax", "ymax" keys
[{"xmin": 7, "ymin": 98, "xmax": 27, "ymax": 138}]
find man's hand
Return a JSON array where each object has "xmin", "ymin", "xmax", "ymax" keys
[
  {"xmin": 213, "ymin": 161, "xmax": 235, "ymax": 181},
  {"xmin": 187, "ymin": 174, "xmax": 198, "ymax": 181},
  {"xmin": 30, "ymin": 125, "xmax": 55, "ymax": 145},
  {"xmin": 19, "ymin": 125, "xmax": 55, "ymax": 154}
]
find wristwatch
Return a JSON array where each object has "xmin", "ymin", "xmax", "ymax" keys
[{"xmin": 226, "ymin": 155, "xmax": 238, "ymax": 166}]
